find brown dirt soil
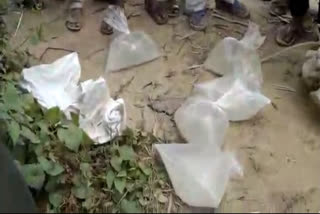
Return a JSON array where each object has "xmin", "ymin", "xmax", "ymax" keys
[{"xmin": 6, "ymin": 0, "xmax": 320, "ymax": 212}]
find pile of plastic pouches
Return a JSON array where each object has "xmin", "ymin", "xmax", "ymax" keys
[
  {"xmin": 104, "ymin": 5, "xmax": 161, "ymax": 72},
  {"xmin": 21, "ymin": 5, "xmax": 162, "ymax": 144},
  {"xmin": 21, "ymin": 53, "xmax": 126, "ymax": 144},
  {"xmin": 155, "ymin": 23, "xmax": 270, "ymax": 208}
]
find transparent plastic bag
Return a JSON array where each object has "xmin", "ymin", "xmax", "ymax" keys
[
  {"xmin": 105, "ymin": 32, "xmax": 161, "ymax": 72},
  {"xmin": 174, "ymin": 100, "xmax": 229, "ymax": 146},
  {"xmin": 193, "ymin": 76, "xmax": 270, "ymax": 121},
  {"xmin": 204, "ymin": 22, "xmax": 265, "ymax": 89},
  {"xmin": 215, "ymin": 79, "xmax": 270, "ymax": 121},
  {"xmin": 155, "ymin": 143, "xmax": 240, "ymax": 208},
  {"xmin": 103, "ymin": 5, "xmax": 129, "ymax": 34},
  {"xmin": 104, "ymin": 5, "xmax": 161, "ymax": 72}
]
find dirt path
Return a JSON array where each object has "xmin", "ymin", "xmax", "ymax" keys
[{"xmin": 6, "ymin": 0, "xmax": 320, "ymax": 212}]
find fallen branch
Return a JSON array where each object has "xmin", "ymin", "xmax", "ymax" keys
[
  {"xmin": 211, "ymin": 11, "xmax": 248, "ymax": 27},
  {"xmin": 127, "ymin": 11, "xmax": 141, "ymax": 19},
  {"xmin": 85, "ymin": 48, "xmax": 105, "ymax": 60},
  {"xmin": 184, "ymin": 64, "xmax": 203, "ymax": 70},
  {"xmin": 113, "ymin": 76, "xmax": 135, "ymax": 99},
  {"xmin": 273, "ymin": 84, "xmax": 296, "ymax": 93},
  {"xmin": 175, "ymin": 32, "xmax": 197, "ymax": 41},
  {"xmin": 40, "ymin": 47, "xmax": 75, "ymax": 61},
  {"xmin": 261, "ymin": 41, "xmax": 320, "ymax": 63},
  {"xmin": 14, "ymin": 11, "xmax": 24, "ymax": 37}
]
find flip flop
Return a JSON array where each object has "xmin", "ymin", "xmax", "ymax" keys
[
  {"xmin": 215, "ymin": 0, "xmax": 250, "ymax": 19},
  {"xmin": 145, "ymin": 0, "xmax": 169, "ymax": 25},
  {"xmin": 189, "ymin": 9, "xmax": 207, "ymax": 31},
  {"xmin": 101, "ymin": 19, "xmax": 113, "ymax": 35},
  {"xmin": 65, "ymin": 0, "xmax": 83, "ymax": 32},
  {"xmin": 32, "ymin": 0, "xmax": 44, "ymax": 10},
  {"xmin": 168, "ymin": 0, "xmax": 180, "ymax": 17},
  {"xmin": 269, "ymin": 0, "xmax": 288, "ymax": 16},
  {"xmin": 276, "ymin": 24, "xmax": 299, "ymax": 46}
]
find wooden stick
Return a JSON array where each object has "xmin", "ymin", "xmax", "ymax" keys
[
  {"xmin": 14, "ymin": 11, "xmax": 24, "ymax": 37},
  {"xmin": 261, "ymin": 41, "xmax": 320, "ymax": 63},
  {"xmin": 211, "ymin": 11, "xmax": 248, "ymax": 27},
  {"xmin": 40, "ymin": 47, "xmax": 75, "ymax": 61}
]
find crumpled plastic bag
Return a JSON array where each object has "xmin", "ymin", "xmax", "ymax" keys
[
  {"xmin": 21, "ymin": 53, "xmax": 126, "ymax": 145},
  {"xmin": 21, "ymin": 53, "xmax": 81, "ymax": 114},
  {"xmin": 78, "ymin": 78, "xmax": 126, "ymax": 144},
  {"xmin": 204, "ymin": 22, "xmax": 265, "ymax": 90},
  {"xmin": 155, "ymin": 143, "xmax": 240, "ymax": 208},
  {"xmin": 103, "ymin": 5, "xmax": 129, "ymax": 34},
  {"xmin": 104, "ymin": 5, "xmax": 161, "ymax": 72}
]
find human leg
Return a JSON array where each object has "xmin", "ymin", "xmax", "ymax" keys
[{"xmin": 276, "ymin": 0, "xmax": 309, "ymax": 46}]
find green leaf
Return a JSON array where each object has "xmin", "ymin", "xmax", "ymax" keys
[
  {"xmin": 45, "ymin": 176, "xmax": 60, "ymax": 192},
  {"xmin": 72, "ymin": 184, "xmax": 89, "ymax": 199},
  {"xmin": 80, "ymin": 163, "xmax": 92, "ymax": 179},
  {"xmin": 110, "ymin": 156, "xmax": 122, "ymax": 172},
  {"xmin": 49, "ymin": 190, "xmax": 64, "ymax": 208},
  {"xmin": 21, "ymin": 164, "xmax": 45, "ymax": 189},
  {"xmin": 71, "ymin": 112, "xmax": 79, "ymax": 126},
  {"xmin": 29, "ymin": 34, "xmax": 40, "ymax": 45},
  {"xmin": 138, "ymin": 162, "xmax": 152, "ymax": 176},
  {"xmin": 82, "ymin": 197, "xmax": 95, "ymax": 210},
  {"xmin": 106, "ymin": 170, "xmax": 115, "ymax": 189},
  {"xmin": 114, "ymin": 178, "xmax": 126, "ymax": 194},
  {"xmin": 120, "ymin": 199, "xmax": 142, "ymax": 213},
  {"xmin": 57, "ymin": 124, "xmax": 83, "ymax": 152},
  {"xmin": 8, "ymin": 120, "xmax": 20, "ymax": 145},
  {"xmin": 21, "ymin": 94, "xmax": 35, "ymax": 109},
  {"xmin": 119, "ymin": 145, "xmax": 136, "ymax": 161},
  {"xmin": 117, "ymin": 170, "xmax": 127, "ymax": 178},
  {"xmin": 37, "ymin": 121, "xmax": 49, "ymax": 133},
  {"xmin": 3, "ymin": 83, "xmax": 22, "ymax": 111},
  {"xmin": 38, "ymin": 156, "xmax": 64, "ymax": 176},
  {"xmin": 21, "ymin": 126, "xmax": 40, "ymax": 144},
  {"xmin": 44, "ymin": 107, "xmax": 61, "ymax": 125}
]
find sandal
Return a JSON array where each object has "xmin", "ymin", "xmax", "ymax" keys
[
  {"xmin": 65, "ymin": 0, "xmax": 83, "ymax": 32},
  {"xmin": 189, "ymin": 9, "xmax": 207, "ymax": 31},
  {"xmin": 168, "ymin": 0, "xmax": 180, "ymax": 17},
  {"xmin": 145, "ymin": 0, "xmax": 169, "ymax": 25},
  {"xmin": 32, "ymin": 0, "xmax": 44, "ymax": 10},
  {"xmin": 269, "ymin": 0, "xmax": 288, "ymax": 16},
  {"xmin": 215, "ymin": 0, "xmax": 250, "ymax": 19},
  {"xmin": 101, "ymin": 19, "xmax": 113, "ymax": 35},
  {"xmin": 276, "ymin": 18, "xmax": 303, "ymax": 46}
]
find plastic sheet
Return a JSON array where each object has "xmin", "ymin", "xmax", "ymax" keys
[
  {"xmin": 21, "ymin": 53, "xmax": 126, "ymax": 145},
  {"xmin": 104, "ymin": 5, "xmax": 161, "ymax": 72}
]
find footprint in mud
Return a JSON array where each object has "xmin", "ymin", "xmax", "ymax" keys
[{"xmin": 268, "ymin": 188, "xmax": 320, "ymax": 213}]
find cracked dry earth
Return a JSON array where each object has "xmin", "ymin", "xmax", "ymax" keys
[{"xmin": 6, "ymin": 0, "xmax": 320, "ymax": 212}]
